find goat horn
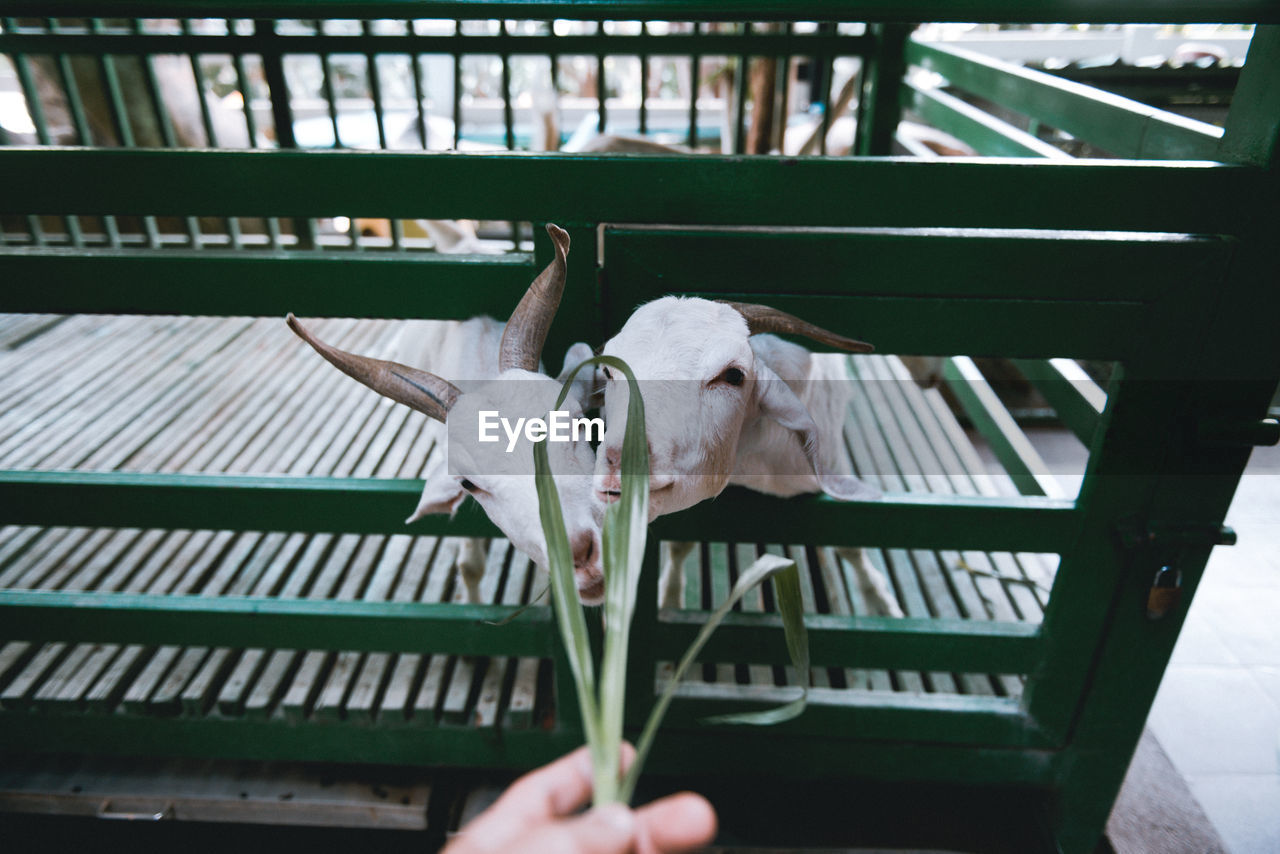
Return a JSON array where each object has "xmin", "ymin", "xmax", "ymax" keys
[
  {"xmin": 720, "ymin": 301, "xmax": 874, "ymax": 353},
  {"xmin": 286, "ymin": 314, "xmax": 460, "ymax": 423},
  {"xmin": 500, "ymin": 223, "xmax": 571, "ymax": 372}
]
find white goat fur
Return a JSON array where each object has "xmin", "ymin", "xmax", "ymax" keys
[
  {"xmin": 596, "ymin": 297, "xmax": 903, "ymax": 616},
  {"xmin": 365, "ymin": 317, "xmax": 603, "ymax": 604}
]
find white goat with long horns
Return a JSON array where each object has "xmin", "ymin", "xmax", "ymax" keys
[
  {"xmin": 287, "ymin": 225, "xmax": 606, "ymax": 604},
  {"xmin": 594, "ymin": 297, "xmax": 904, "ymax": 616}
]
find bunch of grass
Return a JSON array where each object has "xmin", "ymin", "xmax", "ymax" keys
[{"xmin": 534, "ymin": 356, "xmax": 811, "ymax": 806}]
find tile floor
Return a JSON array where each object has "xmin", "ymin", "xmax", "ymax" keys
[
  {"xmin": 1024, "ymin": 427, "xmax": 1280, "ymax": 854},
  {"xmin": 1146, "ymin": 443, "xmax": 1280, "ymax": 854}
]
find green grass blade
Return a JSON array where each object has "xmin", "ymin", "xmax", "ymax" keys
[
  {"xmin": 620, "ymin": 553, "xmax": 809, "ymax": 802},
  {"xmin": 701, "ymin": 561, "xmax": 810, "ymax": 725},
  {"xmin": 549, "ymin": 354, "xmax": 648, "ymax": 805},
  {"xmin": 533, "ymin": 428, "xmax": 601, "ymax": 760}
]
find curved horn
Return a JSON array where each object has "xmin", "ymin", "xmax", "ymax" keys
[
  {"xmin": 719, "ymin": 301, "xmax": 874, "ymax": 353},
  {"xmin": 286, "ymin": 314, "xmax": 459, "ymax": 422},
  {"xmin": 499, "ymin": 223, "xmax": 571, "ymax": 372}
]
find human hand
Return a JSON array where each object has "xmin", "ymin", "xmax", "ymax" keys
[{"xmin": 444, "ymin": 743, "xmax": 716, "ymax": 854}]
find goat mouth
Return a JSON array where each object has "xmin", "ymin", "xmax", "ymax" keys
[
  {"xmin": 596, "ymin": 481, "xmax": 672, "ymax": 505},
  {"xmin": 577, "ymin": 576, "xmax": 606, "ymax": 604}
]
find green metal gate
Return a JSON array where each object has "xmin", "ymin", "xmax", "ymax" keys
[{"xmin": 1, "ymin": 4, "xmax": 1278, "ymax": 852}]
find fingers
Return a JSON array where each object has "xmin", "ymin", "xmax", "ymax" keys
[
  {"xmin": 488, "ymin": 742, "xmax": 637, "ymax": 826},
  {"xmin": 515, "ymin": 802, "xmax": 636, "ymax": 854},
  {"xmin": 634, "ymin": 792, "xmax": 718, "ymax": 854}
]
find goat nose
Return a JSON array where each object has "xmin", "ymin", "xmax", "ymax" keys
[
  {"xmin": 571, "ymin": 531, "xmax": 596, "ymax": 568},
  {"xmin": 604, "ymin": 446, "xmax": 621, "ymax": 472}
]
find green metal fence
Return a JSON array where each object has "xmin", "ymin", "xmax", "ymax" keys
[{"xmin": 1, "ymin": 3, "xmax": 1278, "ymax": 852}]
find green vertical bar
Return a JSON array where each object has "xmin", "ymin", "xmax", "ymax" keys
[
  {"xmin": 137, "ymin": 19, "xmax": 200, "ymax": 249},
  {"xmin": 638, "ymin": 21, "xmax": 648, "ymax": 136},
  {"xmin": 500, "ymin": 20, "xmax": 514, "ymax": 150},
  {"xmin": 232, "ymin": 51, "xmax": 259, "ymax": 144},
  {"xmin": 320, "ymin": 50, "xmax": 341, "ymax": 148},
  {"xmin": 772, "ymin": 23, "xmax": 792, "ymax": 153},
  {"xmin": 184, "ymin": 20, "xmax": 239, "ymax": 249},
  {"xmin": 856, "ymin": 23, "xmax": 912, "ymax": 156},
  {"xmin": 411, "ymin": 50, "xmax": 428, "ymax": 149},
  {"xmin": 1220, "ymin": 24, "xmax": 1280, "ymax": 169},
  {"xmin": 233, "ymin": 48, "xmax": 280, "ymax": 247},
  {"xmin": 596, "ymin": 45, "xmax": 606, "ymax": 133},
  {"xmin": 687, "ymin": 23, "xmax": 701, "ymax": 149},
  {"xmin": 452, "ymin": 49, "xmax": 462, "ymax": 149},
  {"xmin": 8, "ymin": 42, "xmax": 51, "ymax": 245},
  {"xmin": 734, "ymin": 25, "xmax": 749, "ymax": 155},
  {"xmin": 816, "ymin": 22, "xmax": 836, "ymax": 155},
  {"xmin": 259, "ymin": 19, "xmax": 314, "ymax": 250},
  {"xmin": 363, "ymin": 20, "xmax": 389, "ymax": 150}
]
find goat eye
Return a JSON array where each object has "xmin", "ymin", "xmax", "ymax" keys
[
  {"xmin": 719, "ymin": 367, "xmax": 745, "ymax": 387},
  {"xmin": 601, "ymin": 367, "xmax": 613, "ymax": 381},
  {"xmin": 459, "ymin": 478, "xmax": 477, "ymax": 493}
]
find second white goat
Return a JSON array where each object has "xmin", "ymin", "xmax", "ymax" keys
[{"xmin": 595, "ymin": 297, "xmax": 903, "ymax": 616}]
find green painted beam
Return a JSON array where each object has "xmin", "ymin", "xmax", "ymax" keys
[
  {"xmin": 0, "ymin": 470, "xmax": 503, "ymax": 537},
  {"xmin": 903, "ymin": 81, "xmax": 1072, "ymax": 159},
  {"xmin": 1012, "ymin": 358, "xmax": 1106, "ymax": 445},
  {"xmin": 653, "ymin": 489, "xmax": 1078, "ymax": 552},
  {"xmin": 658, "ymin": 684, "xmax": 1050, "ymax": 747},
  {"xmin": 0, "ymin": 711, "xmax": 1062, "ymax": 786},
  {"xmin": 0, "ymin": 248, "xmax": 538, "ymax": 318},
  {"xmin": 0, "ymin": 148, "xmax": 1258, "ymax": 235},
  {"xmin": 0, "ymin": 30, "xmax": 869, "ymax": 58},
  {"xmin": 0, "ymin": 469, "xmax": 1079, "ymax": 552},
  {"xmin": 1221, "ymin": 25, "xmax": 1280, "ymax": 168},
  {"xmin": 1, "ymin": 2, "xmax": 1276, "ymax": 25},
  {"xmin": 907, "ymin": 40, "xmax": 1224, "ymax": 160},
  {"xmin": 943, "ymin": 356, "xmax": 1062, "ymax": 498},
  {"xmin": 601, "ymin": 225, "xmax": 1230, "ymax": 302},
  {"xmin": 0, "ymin": 589, "xmax": 554, "ymax": 656},
  {"xmin": 655, "ymin": 610, "xmax": 1043, "ymax": 674}
]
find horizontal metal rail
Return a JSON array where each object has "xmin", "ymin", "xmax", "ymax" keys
[
  {"xmin": 0, "ymin": 30, "xmax": 870, "ymax": 57},
  {"xmin": 0, "ymin": 148, "xmax": 1257, "ymax": 234},
  {"xmin": 907, "ymin": 40, "xmax": 1225, "ymax": 160},
  {"xmin": 1, "ymin": 2, "xmax": 1276, "ymax": 25},
  {"xmin": 0, "ymin": 589, "xmax": 1042, "ymax": 674},
  {"xmin": 659, "ymin": 684, "xmax": 1050, "ymax": 747},
  {"xmin": 0, "ymin": 589, "xmax": 554, "ymax": 656},
  {"xmin": 0, "ymin": 248, "xmax": 537, "ymax": 318},
  {"xmin": 656, "ymin": 609, "xmax": 1043, "ymax": 673},
  {"xmin": 0, "ymin": 470, "xmax": 1081, "ymax": 552},
  {"xmin": 0, "ymin": 713, "xmax": 1061, "ymax": 785}
]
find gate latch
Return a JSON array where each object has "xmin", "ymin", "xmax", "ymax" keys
[{"xmin": 1115, "ymin": 520, "xmax": 1236, "ymax": 621}]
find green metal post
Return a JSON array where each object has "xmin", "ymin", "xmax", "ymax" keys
[{"xmin": 856, "ymin": 23, "xmax": 912, "ymax": 156}]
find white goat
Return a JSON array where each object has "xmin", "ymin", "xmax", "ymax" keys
[
  {"xmin": 287, "ymin": 225, "xmax": 606, "ymax": 604},
  {"xmin": 595, "ymin": 297, "xmax": 904, "ymax": 616}
]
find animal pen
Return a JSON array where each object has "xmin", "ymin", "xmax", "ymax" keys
[{"xmin": 0, "ymin": 2, "xmax": 1278, "ymax": 852}]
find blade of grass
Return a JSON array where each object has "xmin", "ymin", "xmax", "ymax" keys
[
  {"xmin": 619, "ymin": 553, "xmax": 809, "ymax": 803},
  {"xmin": 533, "ymin": 419, "xmax": 602, "ymax": 766},
  {"xmin": 551, "ymin": 354, "xmax": 648, "ymax": 805}
]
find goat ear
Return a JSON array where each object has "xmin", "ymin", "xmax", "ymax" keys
[
  {"xmin": 754, "ymin": 362, "xmax": 881, "ymax": 501},
  {"xmin": 556, "ymin": 341, "xmax": 599, "ymax": 410},
  {"xmin": 406, "ymin": 462, "xmax": 467, "ymax": 522}
]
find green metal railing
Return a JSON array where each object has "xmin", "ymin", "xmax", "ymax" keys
[{"xmin": 1, "ymin": 4, "xmax": 1278, "ymax": 853}]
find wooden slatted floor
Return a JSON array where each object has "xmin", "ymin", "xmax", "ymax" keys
[{"xmin": 0, "ymin": 314, "xmax": 1058, "ymax": 734}]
